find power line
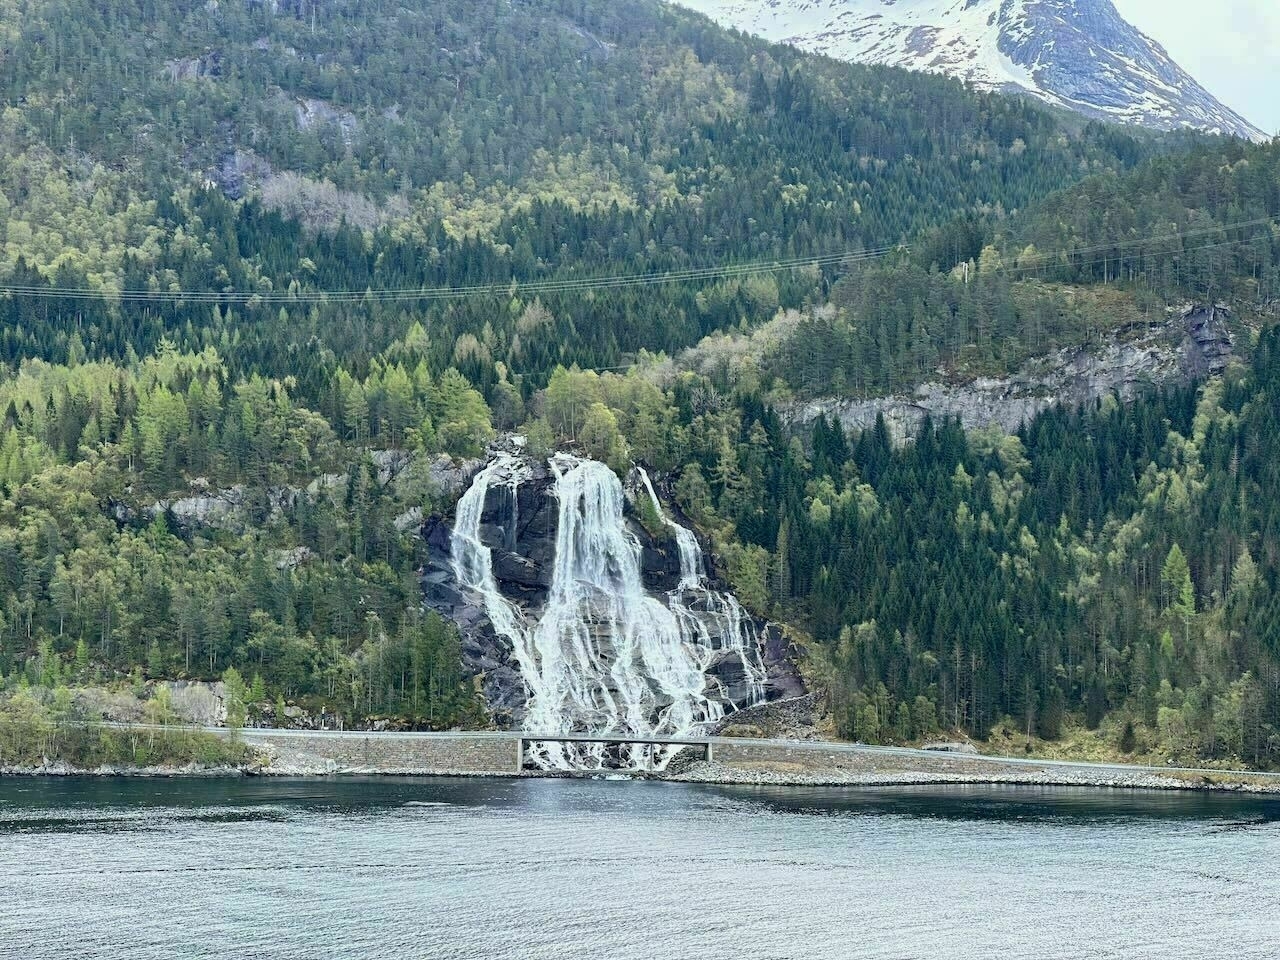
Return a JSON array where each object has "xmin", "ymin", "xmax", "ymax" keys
[
  {"xmin": 562, "ymin": 234, "xmax": 1274, "ymax": 379},
  {"xmin": 0, "ymin": 214, "xmax": 1274, "ymax": 304},
  {"xmin": 0, "ymin": 244, "xmax": 904, "ymax": 305},
  {"xmin": 997, "ymin": 235, "xmax": 1278, "ymax": 281},
  {"xmin": 996, "ymin": 216, "xmax": 1279, "ymax": 275}
]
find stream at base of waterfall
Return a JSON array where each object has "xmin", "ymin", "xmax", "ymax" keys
[{"xmin": 449, "ymin": 452, "xmax": 768, "ymax": 770}]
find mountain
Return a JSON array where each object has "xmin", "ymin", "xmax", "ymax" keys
[
  {"xmin": 676, "ymin": 0, "xmax": 1269, "ymax": 140},
  {"xmin": 3, "ymin": 0, "xmax": 1280, "ymax": 770},
  {"xmin": 0, "ymin": 0, "xmax": 1153, "ymax": 737},
  {"xmin": 0, "ymin": 0, "xmax": 1157, "ymax": 371}
]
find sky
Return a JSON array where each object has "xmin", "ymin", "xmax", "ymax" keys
[{"xmin": 1113, "ymin": 0, "xmax": 1280, "ymax": 136}]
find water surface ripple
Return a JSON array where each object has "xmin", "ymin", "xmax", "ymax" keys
[{"xmin": 1, "ymin": 777, "xmax": 1277, "ymax": 959}]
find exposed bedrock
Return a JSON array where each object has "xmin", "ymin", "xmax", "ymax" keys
[
  {"xmin": 785, "ymin": 305, "xmax": 1234, "ymax": 443},
  {"xmin": 421, "ymin": 452, "xmax": 803, "ymax": 730}
]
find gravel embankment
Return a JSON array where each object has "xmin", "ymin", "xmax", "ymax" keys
[
  {"xmin": 8, "ymin": 730, "xmax": 1279, "ymax": 794},
  {"xmin": 665, "ymin": 755, "xmax": 1280, "ymax": 793}
]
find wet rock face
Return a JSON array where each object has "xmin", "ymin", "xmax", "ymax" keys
[
  {"xmin": 214, "ymin": 149, "xmax": 273, "ymax": 200},
  {"xmin": 1183, "ymin": 305, "xmax": 1233, "ymax": 378},
  {"xmin": 420, "ymin": 457, "xmax": 803, "ymax": 728},
  {"xmin": 471, "ymin": 458, "xmax": 559, "ymax": 604},
  {"xmin": 422, "ymin": 463, "xmax": 561, "ymax": 722}
]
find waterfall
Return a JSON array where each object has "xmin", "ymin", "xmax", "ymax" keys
[
  {"xmin": 637, "ymin": 468, "xmax": 702, "ymax": 589},
  {"xmin": 636, "ymin": 467, "xmax": 768, "ymax": 711},
  {"xmin": 448, "ymin": 454, "xmax": 538, "ymax": 691},
  {"xmin": 449, "ymin": 453, "xmax": 770, "ymax": 770}
]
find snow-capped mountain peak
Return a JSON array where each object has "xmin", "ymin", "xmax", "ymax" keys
[{"xmin": 676, "ymin": 0, "xmax": 1268, "ymax": 141}]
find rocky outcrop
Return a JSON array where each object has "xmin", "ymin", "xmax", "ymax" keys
[
  {"xmin": 163, "ymin": 680, "xmax": 228, "ymax": 726},
  {"xmin": 150, "ymin": 483, "xmax": 291, "ymax": 532},
  {"xmin": 370, "ymin": 448, "xmax": 413, "ymax": 486},
  {"xmin": 145, "ymin": 451, "xmax": 481, "ymax": 534},
  {"xmin": 294, "ymin": 97, "xmax": 359, "ymax": 143},
  {"xmin": 785, "ymin": 305, "xmax": 1234, "ymax": 443},
  {"xmin": 1183, "ymin": 303, "xmax": 1234, "ymax": 377},
  {"xmin": 421, "ymin": 452, "xmax": 804, "ymax": 727},
  {"xmin": 163, "ymin": 52, "xmax": 223, "ymax": 82},
  {"xmin": 273, "ymin": 546, "xmax": 314, "ymax": 570},
  {"xmin": 214, "ymin": 149, "xmax": 273, "ymax": 200},
  {"xmin": 70, "ymin": 680, "xmax": 227, "ymax": 726},
  {"xmin": 712, "ymin": 693, "xmax": 822, "ymax": 740}
]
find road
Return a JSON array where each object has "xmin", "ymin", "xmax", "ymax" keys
[{"xmin": 86, "ymin": 721, "xmax": 1280, "ymax": 781}]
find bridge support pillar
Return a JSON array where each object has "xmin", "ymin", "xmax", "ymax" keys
[
  {"xmin": 515, "ymin": 737, "xmax": 524, "ymax": 773},
  {"xmin": 705, "ymin": 742, "xmax": 714, "ymax": 763}
]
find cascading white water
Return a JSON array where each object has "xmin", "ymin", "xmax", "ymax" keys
[
  {"xmin": 637, "ymin": 467, "xmax": 768, "ymax": 711},
  {"xmin": 638, "ymin": 468, "xmax": 702, "ymax": 590},
  {"xmin": 449, "ymin": 452, "xmax": 770, "ymax": 770}
]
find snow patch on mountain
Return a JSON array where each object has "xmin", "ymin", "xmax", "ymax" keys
[{"xmin": 676, "ymin": 0, "xmax": 1267, "ymax": 141}]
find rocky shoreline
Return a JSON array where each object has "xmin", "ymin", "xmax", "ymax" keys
[
  {"xmin": 1, "ymin": 761, "xmax": 258, "ymax": 778},
  {"xmin": 664, "ymin": 759, "xmax": 1280, "ymax": 794}
]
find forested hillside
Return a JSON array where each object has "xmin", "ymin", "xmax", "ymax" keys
[
  {"xmin": 2, "ymin": 0, "xmax": 1279, "ymax": 765},
  {"xmin": 726, "ymin": 137, "xmax": 1280, "ymax": 396},
  {"xmin": 667, "ymin": 347, "xmax": 1280, "ymax": 766},
  {"xmin": 0, "ymin": 0, "xmax": 1159, "ymax": 384}
]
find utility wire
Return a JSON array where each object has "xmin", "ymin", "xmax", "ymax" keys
[
  {"xmin": 998, "ymin": 235, "xmax": 1276, "ymax": 279},
  {"xmin": 0, "ymin": 245, "xmax": 904, "ymax": 305},
  {"xmin": 0, "ymin": 214, "xmax": 1274, "ymax": 304},
  {"xmin": 995, "ymin": 216, "xmax": 1279, "ymax": 275}
]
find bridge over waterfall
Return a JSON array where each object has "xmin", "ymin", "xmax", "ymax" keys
[
  {"xmin": 224, "ymin": 726, "xmax": 723, "ymax": 773},
  {"xmin": 516, "ymin": 733, "xmax": 716, "ymax": 770}
]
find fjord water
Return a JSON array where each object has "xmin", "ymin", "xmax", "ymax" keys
[{"xmin": 2, "ymin": 777, "xmax": 1278, "ymax": 959}]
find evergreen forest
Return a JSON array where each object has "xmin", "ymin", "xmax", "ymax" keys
[{"xmin": 1, "ymin": 0, "xmax": 1279, "ymax": 767}]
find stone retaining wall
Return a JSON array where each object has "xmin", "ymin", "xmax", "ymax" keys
[
  {"xmin": 689, "ymin": 740, "xmax": 1280, "ymax": 791},
  {"xmin": 709, "ymin": 740, "xmax": 1104, "ymax": 779},
  {"xmin": 240, "ymin": 730, "xmax": 521, "ymax": 775},
  {"xmin": 226, "ymin": 730, "xmax": 1279, "ymax": 793}
]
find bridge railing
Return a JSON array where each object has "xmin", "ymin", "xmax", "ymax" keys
[{"xmin": 516, "ymin": 733, "xmax": 715, "ymax": 770}]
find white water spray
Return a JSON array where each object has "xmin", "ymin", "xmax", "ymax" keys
[
  {"xmin": 637, "ymin": 467, "xmax": 769, "ymax": 711},
  {"xmin": 450, "ymin": 453, "xmax": 769, "ymax": 770},
  {"xmin": 638, "ymin": 468, "xmax": 702, "ymax": 589}
]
